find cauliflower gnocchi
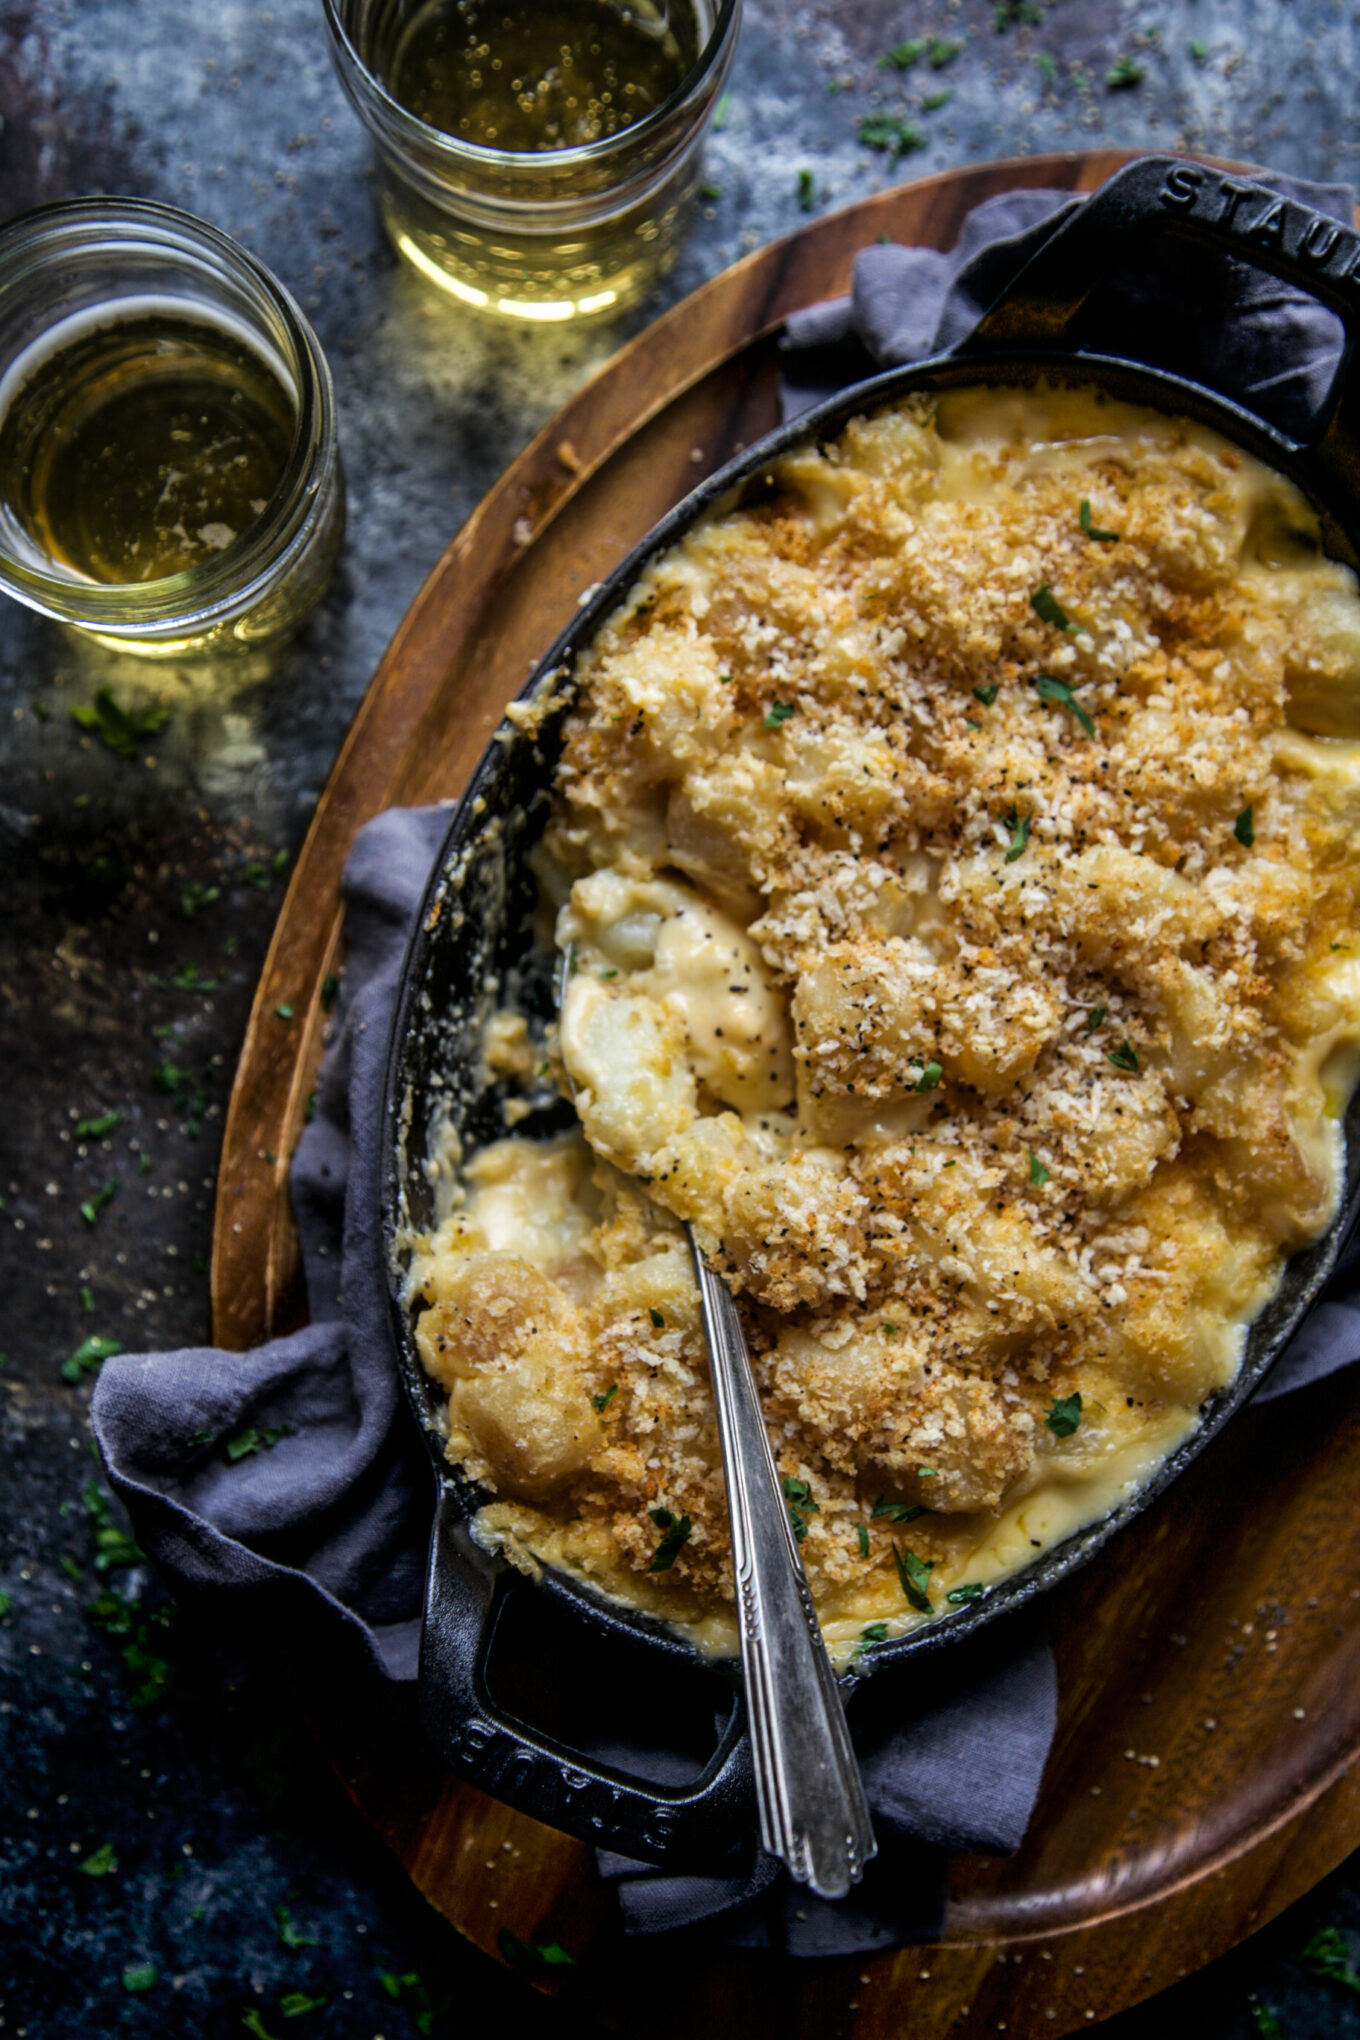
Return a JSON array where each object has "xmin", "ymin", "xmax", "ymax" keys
[{"xmin": 410, "ymin": 384, "xmax": 1360, "ymax": 1666}]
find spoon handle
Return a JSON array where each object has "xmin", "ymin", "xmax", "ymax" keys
[{"xmin": 686, "ymin": 1225, "xmax": 877, "ymax": 1899}]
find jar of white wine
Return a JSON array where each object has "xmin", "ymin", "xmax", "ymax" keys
[
  {"xmin": 0, "ymin": 200, "xmax": 344, "ymax": 656},
  {"xmin": 323, "ymin": 0, "xmax": 740, "ymax": 321}
]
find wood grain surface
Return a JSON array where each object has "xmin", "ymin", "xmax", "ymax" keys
[{"xmin": 213, "ymin": 151, "xmax": 1360, "ymax": 2036}]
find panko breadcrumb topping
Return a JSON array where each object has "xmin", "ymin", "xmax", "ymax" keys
[{"xmin": 411, "ymin": 383, "xmax": 1360, "ymax": 1662}]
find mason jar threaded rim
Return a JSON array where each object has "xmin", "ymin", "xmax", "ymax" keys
[{"xmin": 0, "ymin": 197, "xmax": 339, "ymax": 642}]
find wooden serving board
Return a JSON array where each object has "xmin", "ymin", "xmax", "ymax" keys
[{"xmin": 213, "ymin": 151, "xmax": 1360, "ymax": 2036}]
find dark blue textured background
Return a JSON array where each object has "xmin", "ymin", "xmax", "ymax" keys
[{"xmin": 5, "ymin": 1, "xmax": 1360, "ymax": 2033}]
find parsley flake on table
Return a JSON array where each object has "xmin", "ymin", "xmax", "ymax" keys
[
  {"xmin": 929, "ymin": 36, "xmax": 961, "ymax": 66},
  {"xmin": 1106, "ymin": 54, "xmax": 1145, "ymax": 88},
  {"xmin": 877, "ymin": 37, "xmax": 925, "ymax": 67},
  {"xmin": 947, "ymin": 1582, "xmax": 986, "ymax": 1605},
  {"xmin": 497, "ymin": 1930, "xmax": 576, "ymax": 1973},
  {"xmin": 647, "ymin": 1507, "xmax": 692, "ymax": 1570},
  {"xmin": 274, "ymin": 1904, "xmax": 320, "ymax": 1950},
  {"xmin": 180, "ymin": 880, "xmax": 220, "ymax": 919},
  {"xmin": 1079, "ymin": 497, "xmax": 1120, "ymax": 543},
  {"xmin": 121, "ymin": 1962, "xmax": 156, "ymax": 1994},
  {"xmin": 781, "ymin": 1474, "xmax": 820, "ymax": 1541},
  {"xmin": 274, "ymin": 1003, "xmax": 294, "ymax": 1020},
  {"xmin": 1003, "ymin": 808, "xmax": 1031, "ymax": 862},
  {"xmin": 79, "ymin": 1181, "xmax": 118, "ymax": 1228},
  {"xmin": 893, "ymin": 1541, "xmax": 934, "ymax": 1612},
  {"xmin": 1189, "ymin": 37, "xmax": 1208, "ymax": 63},
  {"xmin": 591, "ymin": 1384, "xmax": 618, "ymax": 1413},
  {"xmin": 1302, "ymin": 1925, "xmax": 1360, "ymax": 1991},
  {"xmin": 1035, "ymin": 50, "xmax": 1059, "ymax": 85},
  {"xmin": 857, "ymin": 113, "xmax": 927, "ymax": 160},
  {"xmin": 995, "ymin": 0, "xmax": 1041, "ymax": 27},
  {"xmin": 79, "ymin": 1841, "xmax": 119, "ymax": 1876},
  {"xmin": 61, "ymin": 1334, "xmax": 122, "ymax": 1384},
  {"xmin": 915, "ymin": 1060, "xmax": 943, "ymax": 1091},
  {"xmin": 280, "ymin": 1992, "xmax": 328, "ymax": 2017},
  {"xmin": 0, "ymin": 1590, "xmax": 10, "ymax": 1617},
  {"xmin": 1030, "ymin": 582, "xmax": 1074, "ymax": 631},
  {"xmin": 1046, "ymin": 1392, "xmax": 1083, "ymax": 1439},
  {"xmin": 76, "ymin": 1109, "xmax": 122, "ymax": 1140},
  {"xmin": 923, "ymin": 89, "xmax": 951, "ymax": 111},
  {"xmin": 225, "ymin": 1426, "xmax": 292, "ymax": 1462},
  {"xmin": 972, "ymin": 684, "xmax": 999, "ymax": 706},
  {"xmin": 1105, "ymin": 1039, "xmax": 1140, "ymax": 1073},
  {"xmin": 1235, "ymin": 805, "xmax": 1255, "ymax": 847},
  {"xmin": 762, "ymin": 700, "xmax": 795, "ymax": 729},
  {"xmin": 797, "ymin": 168, "xmax": 816, "ymax": 212},
  {"xmin": 242, "ymin": 2013, "xmax": 281, "ymax": 2040},
  {"xmin": 1034, "ymin": 672, "xmax": 1095, "ymax": 738},
  {"xmin": 1028, "ymin": 1151, "xmax": 1050, "ymax": 1188},
  {"xmin": 70, "ymin": 688, "xmax": 170, "ymax": 759}
]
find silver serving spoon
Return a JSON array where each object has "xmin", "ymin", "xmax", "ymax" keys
[{"xmin": 556, "ymin": 953, "xmax": 876, "ymax": 1898}]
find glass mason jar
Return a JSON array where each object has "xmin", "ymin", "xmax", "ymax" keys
[
  {"xmin": 0, "ymin": 199, "xmax": 345, "ymax": 657},
  {"xmin": 322, "ymin": 0, "xmax": 741, "ymax": 322}
]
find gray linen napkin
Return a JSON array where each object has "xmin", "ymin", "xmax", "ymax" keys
[{"xmin": 93, "ymin": 160, "xmax": 1360, "ymax": 1955}]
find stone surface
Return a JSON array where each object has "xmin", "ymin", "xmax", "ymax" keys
[{"xmin": 4, "ymin": 0, "xmax": 1360, "ymax": 2033}]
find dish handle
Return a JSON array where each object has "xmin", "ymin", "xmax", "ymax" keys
[
  {"xmin": 959, "ymin": 153, "xmax": 1360, "ymax": 505},
  {"xmin": 419, "ymin": 1484, "xmax": 757, "ymax": 1869}
]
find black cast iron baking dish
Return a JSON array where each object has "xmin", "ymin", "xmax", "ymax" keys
[{"xmin": 381, "ymin": 157, "xmax": 1360, "ymax": 1871}]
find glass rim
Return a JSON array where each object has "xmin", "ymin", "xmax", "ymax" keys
[
  {"xmin": 0, "ymin": 195, "xmax": 336, "ymax": 634},
  {"xmin": 321, "ymin": 0, "xmax": 740, "ymax": 174}
]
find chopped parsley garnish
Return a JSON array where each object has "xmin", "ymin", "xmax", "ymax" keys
[
  {"xmin": 1189, "ymin": 37, "xmax": 1208, "ymax": 62},
  {"xmin": 0, "ymin": 1591, "xmax": 10, "ymax": 1617},
  {"xmin": 274, "ymin": 1904, "xmax": 320, "ymax": 1950},
  {"xmin": 857, "ymin": 113, "xmax": 927, "ymax": 159},
  {"xmin": 797, "ymin": 168, "xmax": 816, "ymax": 212},
  {"xmin": 591, "ymin": 1384, "xmax": 618, "ymax": 1413},
  {"xmin": 923, "ymin": 89, "xmax": 951, "ymax": 110},
  {"xmin": 915, "ymin": 1060, "xmax": 943, "ymax": 1091},
  {"xmin": 699, "ymin": 180, "xmax": 723, "ymax": 200},
  {"xmin": 79, "ymin": 1841, "xmax": 119, "ymax": 1877},
  {"xmin": 1080, "ymin": 498, "xmax": 1120, "ymax": 543},
  {"xmin": 83, "ymin": 1480, "xmax": 144, "ymax": 1572},
  {"xmin": 1106, "ymin": 53, "xmax": 1146, "ymax": 88},
  {"xmin": 242, "ymin": 2012, "xmax": 280, "ymax": 2040},
  {"xmin": 762, "ymin": 701, "xmax": 795, "ymax": 729},
  {"xmin": 1302, "ymin": 1926, "xmax": 1360, "ymax": 1992},
  {"xmin": 877, "ymin": 37, "xmax": 925, "ymax": 67},
  {"xmin": 1003, "ymin": 809, "xmax": 1031, "ymax": 862},
  {"xmin": 1028, "ymin": 1151, "xmax": 1050, "ymax": 1187},
  {"xmin": 893, "ymin": 1541, "xmax": 934, "ymax": 1613},
  {"xmin": 995, "ymin": 0, "xmax": 1041, "ymax": 27},
  {"xmin": 882, "ymin": 1322, "xmax": 899, "ymax": 1336},
  {"xmin": 1031, "ymin": 583, "xmax": 1074, "ymax": 631},
  {"xmin": 321, "ymin": 971, "xmax": 340, "ymax": 1011},
  {"xmin": 947, "ymin": 1582, "xmax": 986, "ymax": 1605},
  {"xmin": 121, "ymin": 1962, "xmax": 156, "ymax": 1994},
  {"xmin": 598, "ymin": 966, "xmax": 618, "ymax": 980},
  {"xmin": 76, "ymin": 1109, "xmax": 121, "ymax": 1139},
  {"xmin": 872, "ymin": 1495, "xmax": 927, "ymax": 1525},
  {"xmin": 929, "ymin": 35, "xmax": 961, "ymax": 66},
  {"xmin": 497, "ymin": 1930, "xmax": 576, "ymax": 1973},
  {"xmin": 61, "ymin": 1334, "xmax": 122, "ymax": 1384},
  {"xmin": 79, "ymin": 1181, "xmax": 118, "ymax": 1227},
  {"xmin": 274, "ymin": 1003, "xmax": 294, "ymax": 1021},
  {"xmin": 1235, "ymin": 806, "xmax": 1255, "ymax": 847},
  {"xmin": 1034, "ymin": 672, "xmax": 1095, "ymax": 738},
  {"xmin": 1105, "ymin": 1039, "xmax": 1140, "ymax": 1073},
  {"xmin": 916, "ymin": 1466, "xmax": 937, "ymax": 1479},
  {"xmin": 855, "ymin": 1621, "xmax": 890, "ymax": 1657},
  {"xmin": 973, "ymin": 684, "xmax": 999, "ymax": 706},
  {"xmin": 1087, "ymin": 1005, "xmax": 1106, "ymax": 1031},
  {"xmin": 225, "ymin": 1426, "xmax": 291, "ymax": 1462},
  {"xmin": 180, "ymin": 881, "xmax": 220, "ymax": 919},
  {"xmin": 857, "ymin": 1523, "xmax": 870, "ymax": 1557},
  {"xmin": 171, "ymin": 964, "xmax": 218, "ymax": 993},
  {"xmin": 1046, "ymin": 1392, "xmax": 1083, "ymax": 1438},
  {"xmin": 1035, "ymin": 50, "xmax": 1059, "ymax": 85},
  {"xmin": 648, "ymin": 1307, "xmax": 666, "ymax": 1329},
  {"xmin": 647, "ymin": 1507, "xmax": 692, "ymax": 1571},
  {"xmin": 280, "ymin": 1993, "xmax": 328, "ymax": 2017},
  {"xmin": 781, "ymin": 1475, "xmax": 820, "ymax": 1541},
  {"xmin": 71, "ymin": 688, "xmax": 169, "ymax": 759}
]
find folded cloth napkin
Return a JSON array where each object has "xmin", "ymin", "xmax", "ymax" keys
[{"xmin": 94, "ymin": 160, "xmax": 1360, "ymax": 1955}]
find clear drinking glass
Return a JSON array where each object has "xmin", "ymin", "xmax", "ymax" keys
[
  {"xmin": 322, "ymin": 0, "xmax": 741, "ymax": 322},
  {"xmin": 0, "ymin": 199, "xmax": 345, "ymax": 657}
]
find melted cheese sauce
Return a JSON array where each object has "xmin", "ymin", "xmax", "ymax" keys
[{"xmin": 411, "ymin": 383, "xmax": 1360, "ymax": 1667}]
